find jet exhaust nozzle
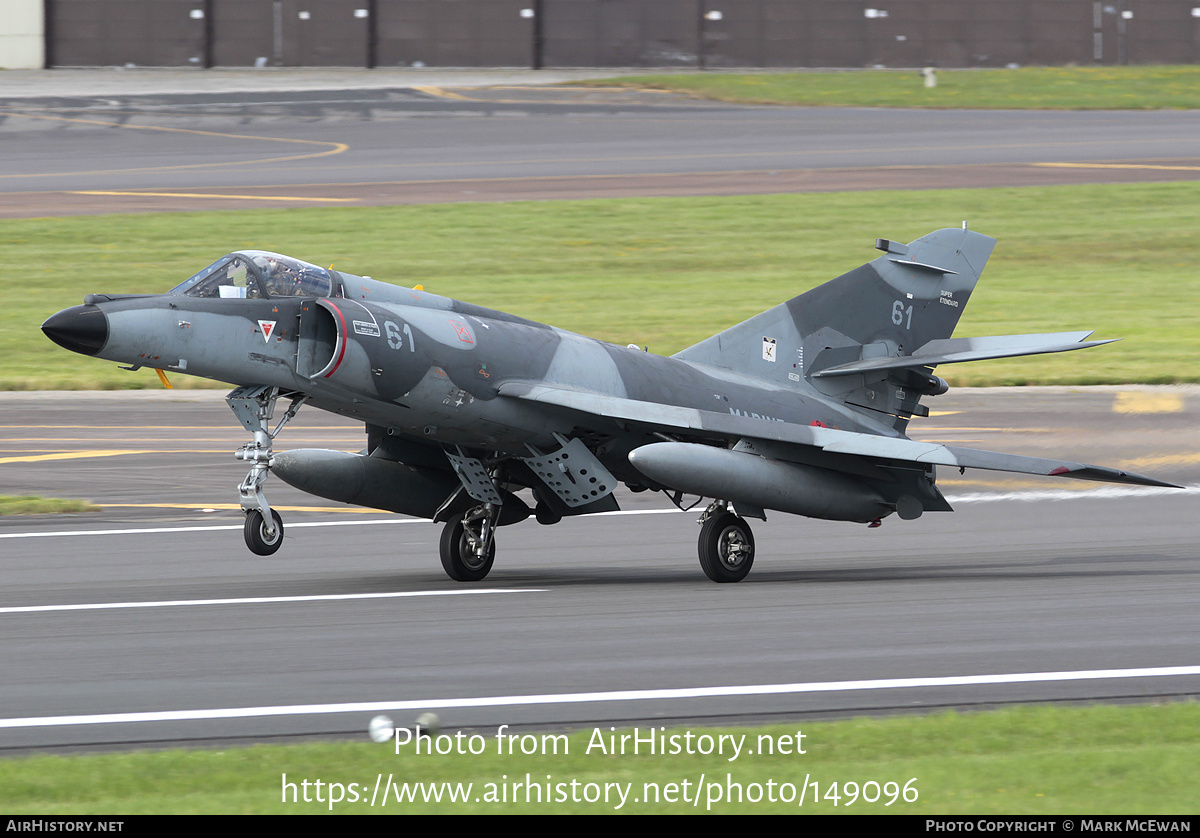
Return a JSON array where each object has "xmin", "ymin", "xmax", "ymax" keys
[{"xmin": 628, "ymin": 442, "xmax": 892, "ymax": 523}]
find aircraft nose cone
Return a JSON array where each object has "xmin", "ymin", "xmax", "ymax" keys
[{"xmin": 41, "ymin": 305, "xmax": 108, "ymax": 356}]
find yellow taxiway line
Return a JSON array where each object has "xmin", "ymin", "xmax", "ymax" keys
[
  {"xmin": 71, "ymin": 190, "xmax": 355, "ymax": 203},
  {"xmin": 0, "ymin": 450, "xmax": 150, "ymax": 464},
  {"xmin": 1112, "ymin": 391, "xmax": 1185, "ymax": 413},
  {"xmin": 0, "ymin": 111, "xmax": 348, "ymax": 177},
  {"xmin": 410, "ymin": 85, "xmax": 472, "ymax": 101},
  {"xmin": 104, "ymin": 503, "xmax": 392, "ymax": 514},
  {"xmin": 1036, "ymin": 162, "xmax": 1200, "ymax": 172}
]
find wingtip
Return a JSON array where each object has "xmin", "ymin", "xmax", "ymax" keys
[
  {"xmin": 1109, "ymin": 468, "xmax": 1184, "ymax": 489},
  {"xmin": 1131, "ymin": 476, "xmax": 1187, "ymax": 490},
  {"xmin": 1053, "ymin": 464, "xmax": 1184, "ymax": 489}
]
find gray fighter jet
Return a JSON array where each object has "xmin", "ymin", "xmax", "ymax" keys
[{"xmin": 42, "ymin": 227, "xmax": 1177, "ymax": 582}]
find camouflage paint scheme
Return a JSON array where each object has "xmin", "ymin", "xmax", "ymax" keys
[{"xmin": 42, "ymin": 229, "xmax": 1177, "ymax": 583}]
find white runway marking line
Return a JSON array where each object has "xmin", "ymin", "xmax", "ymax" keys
[
  {"xmin": 0, "ymin": 588, "xmax": 545, "ymax": 615},
  {"xmin": 0, "ymin": 488, "xmax": 1194, "ymax": 541},
  {"xmin": 1, "ymin": 665, "xmax": 1197, "ymax": 730},
  {"xmin": 0, "ymin": 518, "xmax": 418, "ymax": 539},
  {"xmin": 0, "ymin": 509, "xmax": 684, "ymax": 539}
]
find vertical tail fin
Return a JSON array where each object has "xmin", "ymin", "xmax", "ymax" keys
[{"xmin": 673, "ymin": 228, "xmax": 996, "ymax": 427}]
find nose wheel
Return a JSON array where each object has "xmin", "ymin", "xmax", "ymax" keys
[
  {"xmin": 245, "ymin": 508, "xmax": 284, "ymax": 555},
  {"xmin": 697, "ymin": 507, "xmax": 755, "ymax": 583}
]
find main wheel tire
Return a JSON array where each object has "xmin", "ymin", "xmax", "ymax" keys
[
  {"xmin": 697, "ymin": 512, "xmax": 755, "ymax": 583},
  {"xmin": 439, "ymin": 515, "xmax": 496, "ymax": 582},
  {"xmin": 244, "ymin": 509, "xmax": 284, "ymax": 555}
]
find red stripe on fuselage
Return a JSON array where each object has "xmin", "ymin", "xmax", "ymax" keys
[{"xmin": 323, "ymin": 301, "xmax": 348, "ymax": 379}]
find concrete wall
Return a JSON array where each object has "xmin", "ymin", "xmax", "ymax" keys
[
  {"xmin": 0, "ymin": 0, "xmax": 44, "ymax": 69},
  {"xmin": 36, "ymin": 1, "xmax": 1200, "ymax": 69}
]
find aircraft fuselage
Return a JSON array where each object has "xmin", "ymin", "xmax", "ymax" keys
[{"xmin": 52, "ymin": 274, "xmax": 897, "ymax": 466}]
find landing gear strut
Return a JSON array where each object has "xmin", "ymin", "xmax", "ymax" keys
[
  {"xmin": 697, "ymin": 502, "xmax": 755, "ymax": 583},
  {"xmin": 439, "ymin": 504, "xmax": 499, "ymax": 581},
  {"xmin": 228, "ymin": 385, "xmax": 307, "ymax": 556}
]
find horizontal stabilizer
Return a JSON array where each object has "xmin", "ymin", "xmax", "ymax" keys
[{"xmin": 813, "ymin": 332, "xmax": 1115, "ymax": 378}]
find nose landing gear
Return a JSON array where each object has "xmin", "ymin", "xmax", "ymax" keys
[{"xmin": 227, "ymin": 385, "xmax": 307, "ymax": 556}]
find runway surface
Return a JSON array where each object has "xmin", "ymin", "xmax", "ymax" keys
[
  {"xmin": 2, "ymin": 73, "xmax": 1199, "ymax": 751},
  {"xmin": 2, "ymin": 82, "xmax": 1199, "ymax": 217},
  {"xmin": 2, "ymin": 387, "xmax": 1197, "ymax": 750}
]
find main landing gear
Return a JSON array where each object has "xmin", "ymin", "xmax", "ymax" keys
[
  {"xmin": 228, "ymin": 385, "xmax": 307, "ymax": 556},
  {"xmin": 696, "ymin": 501, "xmax": 755, "ymax": 583},
  {"xmin": 439, "ymin": 504, "xmax": 499, "ymax": 581}
]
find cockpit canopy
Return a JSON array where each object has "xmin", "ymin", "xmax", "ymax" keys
[{"xmin": 170, "ymin": 251, "xmax": 334, "ymax": 300}]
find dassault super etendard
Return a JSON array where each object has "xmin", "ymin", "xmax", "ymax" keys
[{"xmin": 42, "ymin": 227, "xmax": 1178, "ymax": 582}]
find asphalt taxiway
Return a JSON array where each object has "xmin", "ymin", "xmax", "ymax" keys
[{"xmin": 2, "ymin": 71, "xmax": 1199, "ymax": 217}]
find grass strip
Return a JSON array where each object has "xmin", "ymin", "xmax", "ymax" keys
[
  {"xmin": 1, "ymin": 702, "xmax": 1196, "ymax": 813},
  {"xmin": 0, "ymin": 495, "xmax": 97, "ymax": 515},
  {"xmin": 9, "ymin": 182, "xmax": 1200, "ymax": 389},
  {"xmin": 576, "ymin": 66, "xmax": 1200, "ymax": 110}
]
